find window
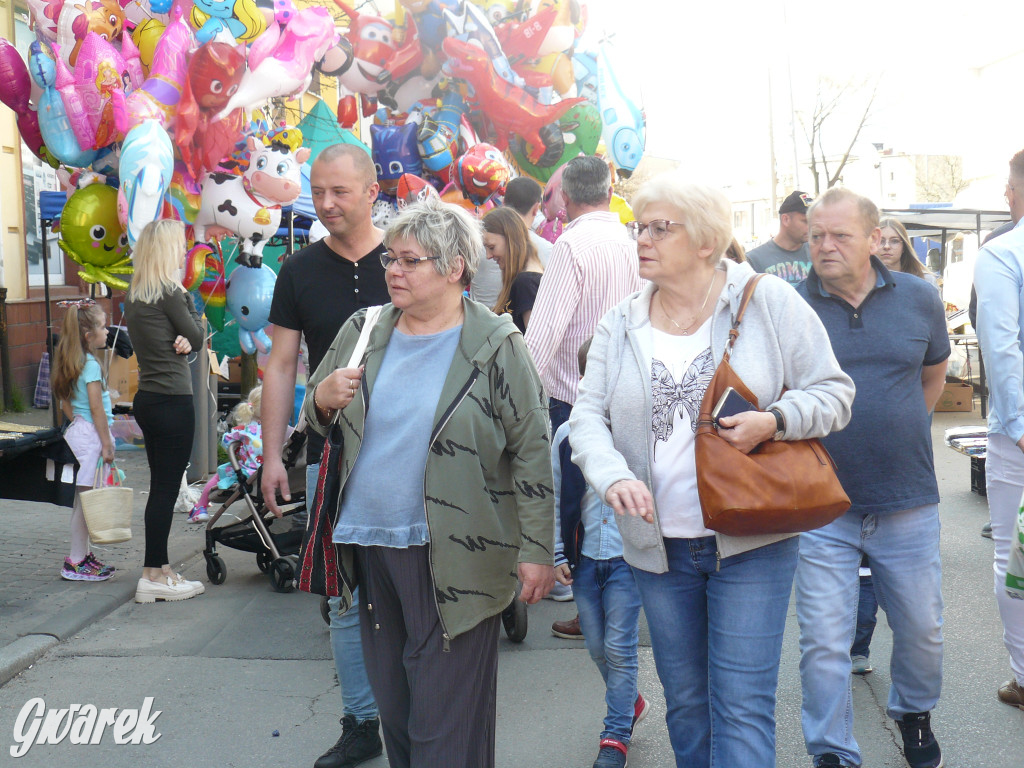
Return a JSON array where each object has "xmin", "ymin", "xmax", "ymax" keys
[{"xmin": 23, "ymin": 148, "xmax": 63, "ymax": 288}]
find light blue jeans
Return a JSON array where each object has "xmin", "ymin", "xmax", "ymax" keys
[
  {"xmin": 573, "ymin": 555, "xmax": 642, "ymax": 743},
  {"xmin": 308, "ymin": 463, "xmax": 378, "ymax": 721},
  {"xmin": 796, "ymin": 505, "xmax": 943, "ymax": 767},
  {"xmin": 631, "ymin": 535, "xmax": 799, "ymax": 768}
]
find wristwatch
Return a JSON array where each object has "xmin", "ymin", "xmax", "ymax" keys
[{"xmin": 769, "ymin": 408, "xmax": 786, "ymax": 441}]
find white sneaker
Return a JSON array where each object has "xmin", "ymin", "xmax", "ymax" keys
[
  {"xmin": 544, "ymin": 581, "xmax": 574, "ymax": 602},
  {"xmin": 135, "ymin": 576, "xmax": 202, "ymax": 603}
]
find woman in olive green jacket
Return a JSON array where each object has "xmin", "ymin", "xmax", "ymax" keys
[{"xmin": 301, "ymin": 197, "xmax": 554, "ymax": 768}]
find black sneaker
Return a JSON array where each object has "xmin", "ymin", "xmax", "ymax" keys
[
  {"xmin": 313, "ymin": 715, "xmax": 383, "ymax": 768},
  {"xmin": 896, "ymin": 712, "xmax": 943, "ymax": 768}
]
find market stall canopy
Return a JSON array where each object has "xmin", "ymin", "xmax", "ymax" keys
[{"xmin": 881, "ymin": 208, "xmax": 1012, "ymax": 239}]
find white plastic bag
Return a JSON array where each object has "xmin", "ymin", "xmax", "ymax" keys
[{"xmin": 174, "ymin": 471, "xmax": 199, "ymax": 514}]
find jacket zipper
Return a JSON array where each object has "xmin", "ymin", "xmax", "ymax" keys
[{"xmin": 423, "ymin": 368, "xmax": 481, "ymax": 652}]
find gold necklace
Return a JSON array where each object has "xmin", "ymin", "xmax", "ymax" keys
[{"xmin": 660, "ymin": 272, "xmax": 717, "ymax": 335}]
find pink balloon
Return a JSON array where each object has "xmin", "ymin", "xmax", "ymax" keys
[
  {"xmin": 0, "ymin": 38, "xmax": 32, "ymax": 113},
  {"xmin": 118, "ymin": 30, "xmax": 144, "ymax": 93},
  {"xmin": 54, "ymin": 48, "xmax": 96, "ymax": 150},
  {"xmin": 125, "ymin": 13, "xmax": 191, "ymax": 132},
  {"xmin": 18, "ymin": 109, "xmax": 46, "ymax": 159},
  {"xmin": 74, "ymin": 33, "xmax": 129, "ymax": 150}
]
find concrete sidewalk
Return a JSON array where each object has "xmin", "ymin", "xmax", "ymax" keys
[{"xmin": 0, "ymin": 406, "xmax": 208, "ymax": 686}]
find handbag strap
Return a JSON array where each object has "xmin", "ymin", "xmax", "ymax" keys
[
  {"xmin": 723, "ymin": 274, "xmax": 766, "ymax": 361},
  {"xmin": 345, "ymin": 305, "xmax": 384, "ymax": 369}
]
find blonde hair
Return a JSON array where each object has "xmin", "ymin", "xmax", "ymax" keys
[
  {"xmin": 129, "ymin": 219, "xmax": 186, "ymax": 304},
  {"xmin": 231, "ymin": 385, "xmax": 262, "ymax": 425},
  {"xmin": 632, "ymin": 175, "xmax": 734, "ymax": 262},
  {"xmin": 51, "ymin": 303, "xmax": 107, "ymax": 405}
]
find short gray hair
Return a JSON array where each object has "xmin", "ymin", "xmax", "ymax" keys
[
  {"xmin": 808, "ymin": 187, "xmax": 879, "ymax": 234},
  {"xmin": 561, "ymin": 155, "xmax": 611, "ymax": 206},
  {"xmin": 383, "ymin": 196, "xmax": 481, "ymax": 287},
  {"xmin": 632, "ymin": 174, "xmax": 733, "ymax": 262}
]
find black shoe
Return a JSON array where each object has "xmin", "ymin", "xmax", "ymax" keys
[
  {"xmin": 896, "ymin": 712, "xmax": 943, "ymax": 768},
  {"xmin": 815, "ymin": 754, "xmax": 853, "ymax": 768},
  {"xmin": 981, "ymin": 522, "xmax": 993, "ymax": 539},
  {"xmin": 313, "ymin": 715, "xmax": 383, "ymax": 768}
]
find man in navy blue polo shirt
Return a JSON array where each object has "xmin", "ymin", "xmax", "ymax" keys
[{"xmin": 794, "ymin": 188, "xmax": 950, "ymax": 768}]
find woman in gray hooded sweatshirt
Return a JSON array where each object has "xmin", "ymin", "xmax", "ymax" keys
[{"xmin": 569, "ymin": 175, "xmax": 855, "ymax": 768}]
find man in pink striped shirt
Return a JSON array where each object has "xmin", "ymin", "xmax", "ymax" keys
[{"xmin": 525, "ymin": 156, "xmax": 643, "ymax": 434}]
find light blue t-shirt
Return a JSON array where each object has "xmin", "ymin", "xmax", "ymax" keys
[
  {"xmin": 334, "ymin": 325, "xmax": 462, "ymax": 547},
  {"xmin": 70, "ymin": 354, "xmax": 113, "ymax": 425}
]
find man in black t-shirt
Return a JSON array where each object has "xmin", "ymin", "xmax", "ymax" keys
[{"xmin": 262, "ymin": 143, "xmax": 389, "ymax": 768}]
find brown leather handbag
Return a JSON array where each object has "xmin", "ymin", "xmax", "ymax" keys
[{"xmin": 695, "ymin": 275, "xmax": 850, "ymax": 536}]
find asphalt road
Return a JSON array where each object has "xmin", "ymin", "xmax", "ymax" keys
[{"xmin": 0, "ymin": 411, "xmax": 1022, "ymax": 767}]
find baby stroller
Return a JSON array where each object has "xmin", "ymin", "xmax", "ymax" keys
[{"xmin": 203, "ymin": 427, "xmax": 308, "ymax": 592}]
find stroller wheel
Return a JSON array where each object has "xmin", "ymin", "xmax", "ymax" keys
[
  {"xmin": 502, "ymin": 584, "xmax": 528, "ymax": 643},
  {"xmin": 256, "ymin": 550, "xmax": 273, "ymax": 574},
  {"xmin": 269, "ymin": 556, "xmax": 296, "ymax": 593},
  {"xmin": 320, "ymin": 596, "xmax": 331, "ymax": 625},
  {"xmin": 206, "ymin": 554, "xmax": 227, "ymax": 585}
]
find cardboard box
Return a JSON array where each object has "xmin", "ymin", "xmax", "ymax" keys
[
  {"xmin": 107, "ymin": 353, "xmax": 138, "ymax": 405},
  {"xmin": 935, "ymin": 382, "xmax": 973, "ymax": 412}
]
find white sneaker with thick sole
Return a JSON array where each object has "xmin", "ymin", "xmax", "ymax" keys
[{"xmin": 135, "ymin": 576, "xmax": 202, "ymax": 603}]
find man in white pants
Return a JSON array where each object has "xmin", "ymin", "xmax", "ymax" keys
[{"xmin": 974, "ymin": 148, "xmax": 1024, "ymax": 711}]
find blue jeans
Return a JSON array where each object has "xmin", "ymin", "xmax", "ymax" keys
[
  {"xmin": 308, "ymin": 464, "xmax": 378, "ymax": 721},
  {"xmin": 549, "ymin": 397, "xmax": 572, "ymax": 435},
  {"xmin": 796, "ymin": 505, "xmax": 943, "ymax": 767},
  {"xmin": 631, "ymin": 535, "xmax": 799, "ymax": 768},
  {"xmin": 573, "ymin": 556, "xmax": 642, "ymax": 743}
]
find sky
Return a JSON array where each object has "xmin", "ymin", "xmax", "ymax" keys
[{"xmin": 575, "ymin": 0, "xmax": 1024, "ymax": 193}]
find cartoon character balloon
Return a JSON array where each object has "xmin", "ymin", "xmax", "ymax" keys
[
  {"xmin": 28, "ymin": 41, "xmax": 98, "ymax": 167},
  {"xmin": 214, "ymin": 7, "xmax": 337, "ymax": 121},
  {"xmin": 190, "ymin": 0, "xmax": 267, "ymax": 44},
  {"xmin": 371, "ymin": 122, "xmax": 422, "ymax": 198},
  {"xmin": 176, "ymin": 41, "xmax": 246, "ymax": 178},
  {"xmin": 455, "ymin": 142, "xmax": 510, "ymax": 207},
  {"xmin": 596, "ymin": 45, "xmax": 644, "ymax": 177},
  {"xmin": 193, "ymin": 127, "xmax": 311, "ymax": 267},
  {"xmin": 58, "ymin": 182, "xmax": 132, "ymax": 290},
  {"xmin": 510, "ymin": 101, "xmax": 600, "ymax": 183},
  {"xmin": 225, "ymin": 263, "xmax": 276, "ymax": 354},
  {"xmin": 56, "ymin": 0, "xmax": 125, "ymax": 68},
  {"xmin": 119, "ymin": 120, "xmax": 175, "ymax": 246},
  {"xmin": 74, "ymin": 32, "xmax": 129, "ymax": 149}
]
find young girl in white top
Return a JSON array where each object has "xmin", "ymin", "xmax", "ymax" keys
[{"xmin": 50, "ymin": 299, "xmax": 116, "ymax": 581}]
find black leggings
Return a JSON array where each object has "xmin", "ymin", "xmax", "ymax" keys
[{"xmin": 133, "ymin": 391, "xmax": 194, "ymax": 568}]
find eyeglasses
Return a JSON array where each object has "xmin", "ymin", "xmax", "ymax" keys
[
  {"xmin": 626, "ymin": 219, "xmax": 683, "ymax": 242},
  {"xmin": 879, "ymin": 238, "xmax": 904, "ymax": 249},
  {"xmin": 380, "ymin": 251, "xmax": 443, "ymax": 272}
]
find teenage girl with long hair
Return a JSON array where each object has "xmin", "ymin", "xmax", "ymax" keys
[
  {"xmin": 124, "ymin": 219, "xmax": 206, "ymax": 603},
  {"xmin": 51, "ymin": 300, "xmax": 116, "ymax": 581},
  {"xmin": 482, "ymin": 207, "xmax": 544, "ymax": 333}
]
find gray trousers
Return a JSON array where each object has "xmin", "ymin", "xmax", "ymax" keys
[{"xmin": 356, "ymin": 545, "xmax": 500, "ymax": 768}]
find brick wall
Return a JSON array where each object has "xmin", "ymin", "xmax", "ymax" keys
[{"xmin": 2, "ymin": 294, "xmax": 120, "ymax": 406}]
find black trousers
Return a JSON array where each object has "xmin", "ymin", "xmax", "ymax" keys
[
  {"xmin": 356, "ymin": 545, "xmax": 500, "ymax": 768},
  {"xmin": 133, "ymin": 391, "xmax": 194, "ymax": 568}
]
